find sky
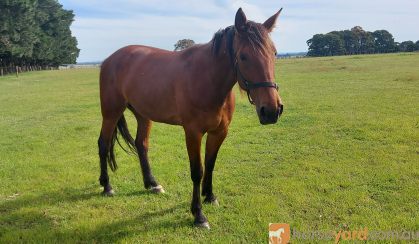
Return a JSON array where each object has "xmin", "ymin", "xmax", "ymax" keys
[{"xmin": 59, "ymin": 0, "xmax": 419, "ymax": 63}]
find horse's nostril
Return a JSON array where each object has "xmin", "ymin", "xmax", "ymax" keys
[
  {"xmin": 260, "ymin": 106, "xmax": 266, "ymax": 118},
  {"xmin": 279, "ymin": 104, "xmax": 284, "ymax": 116}
]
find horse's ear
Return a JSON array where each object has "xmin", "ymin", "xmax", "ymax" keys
[
  {"xmin": 235, "ymin": 8, "xmax": 247, "ymax": 33},
  {"xmin": 263, "ymin": 8, "xmax": 283, "ymax": 32}
]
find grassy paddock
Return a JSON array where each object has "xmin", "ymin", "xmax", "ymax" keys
[{"xmin": 0, "ymin": 53, "xmax": 418, "ymax": 243}]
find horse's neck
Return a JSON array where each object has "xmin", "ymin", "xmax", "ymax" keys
[
  {"xmin": 203, "ymin": 43, "xmax": 237, "ymax": 99},
  {"xmin": 181, "ymin": 42, "xmax": 236, "ymax": 107}
]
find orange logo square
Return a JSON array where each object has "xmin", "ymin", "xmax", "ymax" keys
[{"xmin": 269, "ymin": 223, "xmax": 290, "ymax": 244}]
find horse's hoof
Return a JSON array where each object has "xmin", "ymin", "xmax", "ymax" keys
[
  {"xmin": 150, "ymin": 185, "xmax": 165, "ymax": 194},
  {"xmin": 102, "ymin": 189, "xmax": 114, "ymax": 197},
  {"xmin": 194, "ymin": 221, "xmax": 210, "ymax": 229},
  {"xmin": 204, "ymin": 196, "xmax": 219, "ymax": 206}
]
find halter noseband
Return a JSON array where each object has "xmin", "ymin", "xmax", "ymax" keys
[{"xmin": 234, "ymin": 59, "xmax": 279, "ymax": 105}]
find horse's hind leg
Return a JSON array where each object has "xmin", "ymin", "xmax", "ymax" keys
[
  {"xmin": 98, "ymin": 96, "xmax": 125, "ymax": 196},
  {"xmin": 98, "ymin": 117, "xmax": 120, "ymax": 196},
  {"xmin": 132, "ymin": 112, "xmax": 164, "ymax": 193}
]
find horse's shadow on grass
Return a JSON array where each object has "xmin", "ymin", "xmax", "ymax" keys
[
  {"xmin": 0, "ymin": 186, "xmax": 190, "ymax": 242},
  {"xmin": 0, "ymin": 187, "xmax": 97, "ymax": 213},
  {"xmin": 70, "ymin": 203, "xmax": 191, "ymax": 242}
]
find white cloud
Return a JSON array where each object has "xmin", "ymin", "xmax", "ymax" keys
[
  {"xmin": 72, "ymin": 14, "xmax": 231, "ymax": 61},
  {"xmin": 61, "ymin": 0, "xmax": 419, "ymax": 62}
]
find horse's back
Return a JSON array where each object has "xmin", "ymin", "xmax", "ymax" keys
[
  {"xmin": 100, "ymin": 45, "xmax": 183, "ymax": 124},
  {"xmin": 101, "ymin": 45, "xmax": 175, "ymax": 77}
]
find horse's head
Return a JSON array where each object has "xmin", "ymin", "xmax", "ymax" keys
[{"xmin": 233, "ymin": 8, "xmax": 283, "ymax": 125}]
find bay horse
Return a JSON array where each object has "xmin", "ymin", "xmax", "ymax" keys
[{"xmin": 98, "ymin": 8, "xmax": 284, "ymax": 228}]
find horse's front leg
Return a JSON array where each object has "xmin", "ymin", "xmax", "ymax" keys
[
  {"xmin": 202, "ymin": 127, "xmax": 228, "ymax": 205},
  {"xmin": 184, "ymin": 128, "xmax": 209, "ymax": 228}
]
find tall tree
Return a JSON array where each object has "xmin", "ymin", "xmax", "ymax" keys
[
  {"xmin": 350, "ymin": 26, "xmax": 374, "ymax": 54},
  {"xmin": 372, "ymin": 30, "xmax": 396, "ymax": 53},
  {"xmin": 33, "ymin": 0, "xmax": 79, "ymax": 65},
  {"xmin": 342, "ymin": 30, "xmax": 358, "ymax": 55},
  {"xmin": 307, "ymin": 34, "xmax": 325, "ymax": 56},
  {"xmin": 0, "ymin": 0, "xmax": 79, "ymax": 72},
  {"xmin": 399, "ymin": 41, "xmax": 416, "ymax": 52},
  {"xmin": 325, "ymin": 33, "xmax": 345, "ymax": 56},
  {"xmin": 0, "ymin": 0, "xmax": 38, "ymax": 66},
  {"xmin": 362, "ymin": 32, "xmax": 375, "ymax": 54},
  {"xmin": 307, "ymin": 33, "xmax": 344, "ymax": 56},
  {"xmin": 174, "ymin": 39, "xmax": 195, "ymax": 51}
]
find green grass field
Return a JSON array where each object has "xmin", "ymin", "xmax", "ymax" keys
[{"xmin": 0, "ymin": 53, "xmax": 418, "ymax": 243}]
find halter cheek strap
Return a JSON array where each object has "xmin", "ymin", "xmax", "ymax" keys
[{"xmin": 235, "ymin": 61, "xmax": 279, "ymax": 105}]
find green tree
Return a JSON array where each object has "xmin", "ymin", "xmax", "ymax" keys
[
  {"xmin": 33, "ymin": 0, "xmax": 79, "ymax": 65},
  {"xmin": 307, "ymin": 33, "xmax": 344, "ymax": 56},
  {"xmin": 342, "ymin": 30, "xmax": 358, "ymax": 55},
  {"xmin": 362, "ymin": 32, "xmax": 375, "ymax": 54},
  {"xmin": 325, "ymin": 33, "xmax": 345, "ymax": 56},
  {"xmin": 307, "ymin": 34, "xmax": 324, "ymax": 56},
  {"xmin": 398, "ymin": 41, "xmax": 416, "ymax": 52},
  {"xmin": 0, "ymin": 0, "xmax": 79, "ymax": 72},
  {"xmin": 0, "ymin": 0, "xmax": 38, "ymax": 66},
  {"xmin": 350, "ymin": 26, "xmax": 374, "ymax": 54},
  {"xmin": 306, "ymin": 27, "xmax": 414, "ymax": 57},
  {"xmin": 372, "ymin": 30, "xmax": 396, "ymax": 53},
  {"xmin": 394, "ymin": 42, "xmax": 400, "ymax": 52},
  {"xmin": 174, "ymin": 39, "xmax": 195, "ymax": 51}
]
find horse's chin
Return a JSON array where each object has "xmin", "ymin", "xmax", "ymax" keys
[
  {"xmin": 258, "ymin": 115, "xmax": 279, "ymax": 125},
  {"xmin": 259, "ymin": 120, "xmax": 278, "ymax": 125}
]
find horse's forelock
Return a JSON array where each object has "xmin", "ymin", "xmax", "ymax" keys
[
  {"xmin": 238, "ymin": 21, "xmax": 275, "ymax": 55},
  {"xmin": 211, "ymin": 22, "xmax": 275, "ymax": 61}
]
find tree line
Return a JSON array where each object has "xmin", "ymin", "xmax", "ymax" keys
[
  {"xmin": 307, "ymin": 26, "xmax": 419, "ymax": 57},
  {"xmin": 0, "ymin": 0, "xmax": 79, "ymax": 75}
]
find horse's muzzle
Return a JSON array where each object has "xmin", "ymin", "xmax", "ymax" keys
[{"xmin": 258, "ymin": 104, "xmax": 283, "ymax": 125}]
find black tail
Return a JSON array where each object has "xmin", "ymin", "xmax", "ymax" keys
[{"xmin": 107, "ymin": 114, "xmax": 137, "ymax": 172}]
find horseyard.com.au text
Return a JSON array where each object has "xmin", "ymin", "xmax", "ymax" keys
[{"xmin": 269, "ymin": 223, "xmax": 419, "ymax": 243}]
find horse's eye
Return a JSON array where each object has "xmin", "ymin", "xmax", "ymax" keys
[{"xmin": 239, "ymin": 54, "xmax": 247, "ymax": 61}]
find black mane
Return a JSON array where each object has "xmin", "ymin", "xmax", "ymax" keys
[{"xmin": 211, "ymin": 26, "xmax": 236, "ymax": 65}]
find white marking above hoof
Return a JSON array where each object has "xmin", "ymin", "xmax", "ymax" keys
[
  {"xmin": 102, "ymin": 189, "xmax": 114, "ymax": 197},
  {"xmin": 204, "ymin": 198, "xmax": 219, "ymax": 206},
  {"xmin": 150, "ymin": 185, "xmax": 165, "ymax": 194},
  {"xmin": 195, "ymin": 221, "xmax": 210, "ymax": 229},
  {"xmin": 210, "ymin": 199, "xmax": 219, "ymax": 206}
]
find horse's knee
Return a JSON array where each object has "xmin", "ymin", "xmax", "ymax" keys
[{"xmin": 190, "ymin": 165, "xmax": 203, "ymax": 183}]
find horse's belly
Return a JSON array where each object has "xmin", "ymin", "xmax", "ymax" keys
[
  {"xmin": 150, "ymin": 115, "xmax": 182, "ymax": 125},
  {"xmin": 124, "ymin": 84, "xmax": 182, "ymax": 125},
  {"xmin": 140, "ymin": 104, "xmax": 182, "ymax": 125}
]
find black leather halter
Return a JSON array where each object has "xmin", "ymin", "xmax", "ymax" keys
[
  {"xmin": 234, "ymin": 60, "xmax": 279, "ymax": 105},
  {"xmin": 220, "ymin": 25, "xmax": 278, "ymax": 105}
]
